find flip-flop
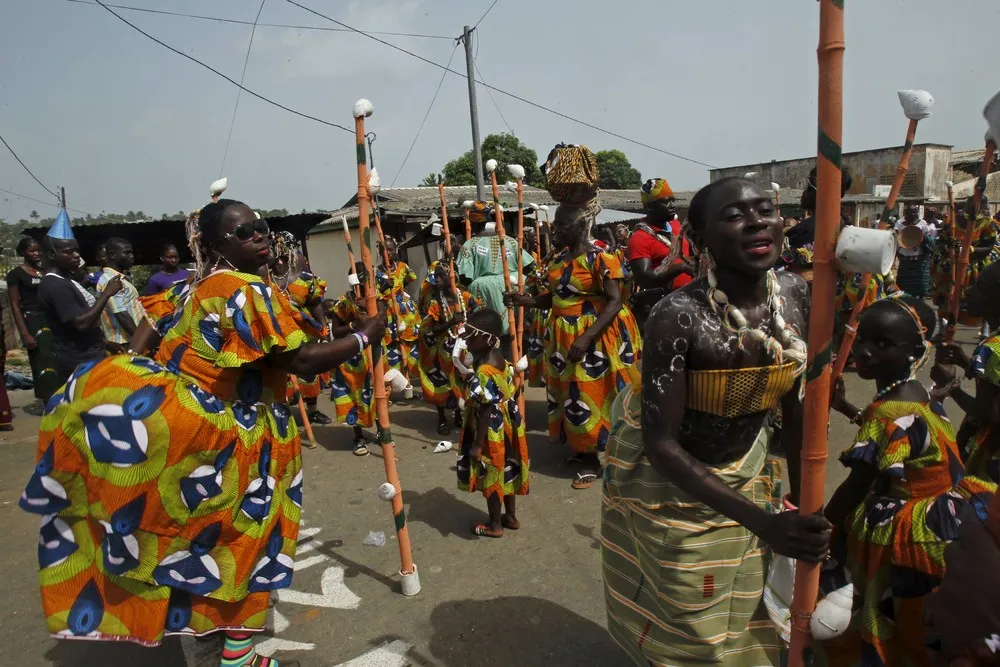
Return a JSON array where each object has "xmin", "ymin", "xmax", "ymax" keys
[
  {"xmin": 571, "ymin": 472, "xmax": 598, "ymax": 490},
  {"xmin": 501, "ymin": 514, "xmax": 520, "ymax": 530},
  {"xmin": 473, "ymin": 524, "xmax": 503, "ymax": 538}
]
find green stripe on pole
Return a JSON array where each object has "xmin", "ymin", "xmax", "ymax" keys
[
  {"xmin": 379, "ymin": 427, "xmax": 393, "ymax": 445},
  {"xmin": 394, "ymin": 508, "xmax": 406, "ymax": 533},
  {"xmin": 832, "ymin": 0, "xmax": 844, "ymax": 7},
  {"xmin": 363, "ymin": 227, "xmax": 371, "ymax": 247},
  {"xmin": 806, "ymin": 343, "xmax": 832, "ymax": 382},
  {"xmin": 357, "ymin": 144, "xmax": 366, "ymax": 166},
  {"xmin": 817, "ymin": 131, "xmax": 842, "ymax": 169},
  {"xmin": 902, "ymin": 139, "xmax": 913, "ymax": 152}
]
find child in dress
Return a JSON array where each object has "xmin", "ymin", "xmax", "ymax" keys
[{"xmin": 455, "ymin": 308, "xmax": 529, "ymax": 538}]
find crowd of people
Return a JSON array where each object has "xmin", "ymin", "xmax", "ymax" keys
[{"xmin": 10, "ymin": 143, "xmax": 1000, "ymax": 666}]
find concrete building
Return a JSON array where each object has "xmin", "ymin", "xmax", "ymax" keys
[{"xmin": 710, "ymin": 143, "xmax": 1000, "ymax": 218}]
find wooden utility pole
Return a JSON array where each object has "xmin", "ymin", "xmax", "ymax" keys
[{"xmin": 462, "ymin": 26, "xmax": 485, "ymax": 201}]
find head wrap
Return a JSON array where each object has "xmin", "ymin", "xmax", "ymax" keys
[
  {"xmin": 47, "ymin": 209, "xmax": 75, "ymax": 241},
  {"xmin": 640, "ymin": 178, "xmax": 674, "ymax": 205},
  {"xmin": 543, "ymin": 144, "xmax": 600, "ymax": 208},
  {"xmin": 467, "ymin": 200, "xmax": 490, "ymax": 223}
]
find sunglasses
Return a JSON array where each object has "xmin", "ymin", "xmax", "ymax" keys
[{"xmin": 224, "ymin": 219, "xmax": 270, "ymax": 243}]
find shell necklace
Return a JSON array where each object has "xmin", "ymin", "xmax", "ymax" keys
[{"xmin": 706, "ymin": 268, "xmax": 807, "ymax": 373}]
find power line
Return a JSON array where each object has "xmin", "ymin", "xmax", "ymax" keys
[
  {"xmin": 220, "ymin": 0, "xmax": 267, "ymax": 177},
  {"xmin": 473, "ymin": 0, "xmax": 499, "ymax": 29},
  {"xmin": 284, "ymin": 0, "xmax": 718, "ymax": 169},
  {"xmin": 473, "ymin": 58, "xmax": 514, "ymax": 137},
  {"xmin": 390, "ymin": 42, "xmax": 461, "ymax": 188},
  {"xmin": 0, "ymin": 187, "xmax": 93, "ymax": 216},
  {"xmin": 0, "ymin": 134, "xmax": 59, "ymax": 200},
  {"xmin": 58, "ymin": 0, "xmax": 454, "ymax": 39},
  {"xmin": 91, "ymin": 0, "xmax": 354, "ymax": 134}
]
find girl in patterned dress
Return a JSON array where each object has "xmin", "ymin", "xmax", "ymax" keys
[
  {"xmin": 418, "ymin": 262, "xmax": 480, "ymax": 435},
  {"xmin": 826, "ymin": 295, "xmax": 996, "ymax": 667},
  {"xmin": 375, "ymin": 237, "xmax": 420, "ymax": 382},
  {"xmin": 933, "ymin": 262, "xmax": 1000, "ymax": 484},
  {"xmin": 19, "ymin": 200, "xmax": 385, "ymax": 666},
  {"xmin": 508, "ymin": 205, "xmax": 640, "ymax": 489},
  {"xmin": 327, "ymin": 262, "xmax": 380, "ymax": 456},
  {"xmin": 455, "ymin": 308, "xmax": 529, "ymax": 538}
]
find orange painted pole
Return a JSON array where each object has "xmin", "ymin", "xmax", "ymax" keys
[
  {"xmin": 437, "ymin": 178, "xmax": 464, "ymax": 317},
  {"xmin": 830, "ymin": 117, "xmax": 919, "ymax": 388},
  {"xmin": 352, "ymin": 99, "xmax": 418, "ymax": 590},
  {"xmin": 947, "ymin": 182, "xmax": 957, "ymax": 286},
  {"xmin": 463, "ymin": 207, "xmax": 472, "ymax": 242},
  {"xmin": 514, "ymin": 173, "xmax": 527, "ymax": 359},
  {"xmin": 487, "ymin": 166, "xmax": 522, "ymax": 365},
  {"xmin": 370, "ymin": 194, "xmax": 411, "ymax": 381},
  {"xmin": 789, "ymin": 0, "xmax": 844, "ymax": 664},
  {"xmin": 289, "ymin": 375, "xmax": 317, "ymax": 449},
  {"xmin": 943, "ymin": 140, "xmax": 996, "ymax": 344}
]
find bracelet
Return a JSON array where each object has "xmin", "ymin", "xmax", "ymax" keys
[{"xmin": 351, "ymin": 331, "xmax": 369, "ymax": 352}]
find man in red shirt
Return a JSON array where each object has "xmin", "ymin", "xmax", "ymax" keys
[{"xmin": 627, "ymin": 177, "xmax": 694, "ymax": 327}]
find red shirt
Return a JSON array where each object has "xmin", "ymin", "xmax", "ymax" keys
[{"xmin": 626, "ymin": 218, "xmax": 692, "ymax": 289}]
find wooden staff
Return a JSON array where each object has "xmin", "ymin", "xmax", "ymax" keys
[
  {"xmin": 946, "ymin": 181, "xmax": 957, "ymax": 286},
  {"xmin": 370, "ymin": 198, "xmax": 411, "ymax": 381},
  {"xmin": 511, "ymin": 167, "xmax": 527, "ymax": 361},
  {"xmin": 789, "ymin": 0, "xmax": 844, "ymax": 663},
  {"xmin": 830, "ymin": 113, "xmax": 922, "ymax": 388},
  {"xmin": 486, "ymin": 163, "xmax": 523, "ymax": 370},
  {"xmin": 289, "ymin": 375, "xmax": 317, "ymax": 449},
  {"xmin": 944, "ymin": 139, "xmax": 997, "ymax": 343},
  {"xmin": 463, "ymin": 203, "xmax": 473, "ymax": 241},
  {"xmin": 352, "ymin": 99, "xmax": 417, "ymax": 589},
  {"xmin": 437, "ymin": 178, "xmax": 464, "ymax": 317}
]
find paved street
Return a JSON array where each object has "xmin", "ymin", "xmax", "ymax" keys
[{"xmin": 0, "ymin": 331, "xmax": 977, "ymax": 666}]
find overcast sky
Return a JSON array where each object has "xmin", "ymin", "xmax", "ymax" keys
[{"xmin": 1, "ymin": 0, "xmax": 998, "ymax": 222}]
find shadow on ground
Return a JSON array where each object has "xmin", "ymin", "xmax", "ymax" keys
[{"xmin": 421, "ymin": 596, "xmax": 624, "ymax": 665}]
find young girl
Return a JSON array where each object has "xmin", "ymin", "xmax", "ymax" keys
[
  {"xmin": 826, "ymin": 294, "xmax": 997, "ymax": 666},
  {"xmin": 455, "ymin": 308, "xmax": 529, "ymax": 538},
  {"xmin": 418, "ymin": 262, "xmax": 479, "ymax": 435},
  {"xmin": 328, "ymin": 263, "xmax": 379, "ymax": 456}
]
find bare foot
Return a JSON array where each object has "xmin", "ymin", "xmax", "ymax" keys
[
  {"xmin": 501, "ymin": 514, "xmax": 520, "ymax": 530},
  {"xmin": 473, "ymin": 523, "xmax": 503, "ymax": 538}
]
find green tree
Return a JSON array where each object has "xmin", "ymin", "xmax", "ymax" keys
[
  {"xmin": 29, "ymin": 210, "xmax": 39, "ymax": 220},
  {"xmin": 420, "ymin": 173, "xmax": 439, "ymax": 187},
  {"xmin": 595, "ymin": 150, "xmax": 642, "ymax": 189},
  {"xmin": 436, "ymin": 134, "xmax": 544, "ymax": 188}
]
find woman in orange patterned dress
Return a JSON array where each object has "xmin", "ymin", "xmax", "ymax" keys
[
  {"xmin": 376, "ymin": 237, "xmax": 420, "ymax": 382},
  {"xmin": 508, "ymin": 205, "xmax": 641, "ymax": 489},
  {"xmin": 19, "ymin": 200, "xmax": 384, "ymax": 666}
]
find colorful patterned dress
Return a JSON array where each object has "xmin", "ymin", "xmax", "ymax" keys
[
  {"xmin": 456, "ymin": 361, "xmax": 529, "ymax": 498},
  {"xmin": 328, "ymin": 293, "xmax": 376, "ymax": 429},
  {"xmin": 417, "ymin": 290, "xmax": 480, "ymax": 409},
  {"xmin": 524, "ymin": 252, "xmax": 551, "ymax": 388},
  {"xmin": 376, "ymin": 262, "xmax": 420, "ymax": 379},
  {"xmin": 19, "ymin": 270, "xmax": 314, "ymax": 646},
  {"xmin": 931, "ymin": 214, "xmax": 997, "ymax": 325},
  {"xmin": 820, "ymin": 400, "xmax": 997, "ymax": 667},
  {"xmin": 544, "ymin": 249, "xmax": 640, "ymax": 453},
  {"xmin": 138, "ymin": 278, "xmax": 192, "ymax": 333},
  {"xmin": 417, "ymin": 259, "xmax": 442, "ymax": 317},
  {"xmin": 835, "ymin": 271, "xmax": 888, "ymax": 326},
  {"xmin": 959, "ymin": 335, "xmax": 1000, "ymax": 484},
  {"xmin": 284, "ymin": 270, "xmax": 329, "ymax": 401}
]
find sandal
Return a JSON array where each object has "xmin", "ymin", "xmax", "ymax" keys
[
  {"xmin": 473, "ymin": 523, "xmax": 503, "ymax": 538},
  {"xmin": 571, "ymin": 471, "xmax": 599, "ymax": 490},
  {"xmin": 308, "ymin": 410, "xmax": 333, "ymax": 425},
  {"xmin": 352, "ymin": 439, "xmax": 370, "ymax": 457}
]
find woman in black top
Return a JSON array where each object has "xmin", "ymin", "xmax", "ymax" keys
[{"xmin": 7, "ymin": 237, "xmax": 59, "ymax": 409}]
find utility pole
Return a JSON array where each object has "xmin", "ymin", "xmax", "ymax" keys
[
  {"xmin": 59, "ymin": 186, "xmax": 66, "ymax": 209},
  {"xmin": 462, "ymin": 25, "xmax": 485, "ymax": 201}
]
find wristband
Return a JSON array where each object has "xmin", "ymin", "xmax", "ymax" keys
[{"xmin": 352, "ymin": 331, "xmax": 369, "ymax": 351}]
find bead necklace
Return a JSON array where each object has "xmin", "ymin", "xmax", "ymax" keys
[
  {"xmin": 706, "ymin": 267, "xmax": 807, "ymax": 372},
  {"xmin": 872, "ymin": 377, "xmax": 918, "ymax": 402}
]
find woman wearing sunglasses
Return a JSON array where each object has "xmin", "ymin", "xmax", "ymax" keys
[{"xmin": 20, "ymin": 198, "xmax": 385, "ymax": 667}]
